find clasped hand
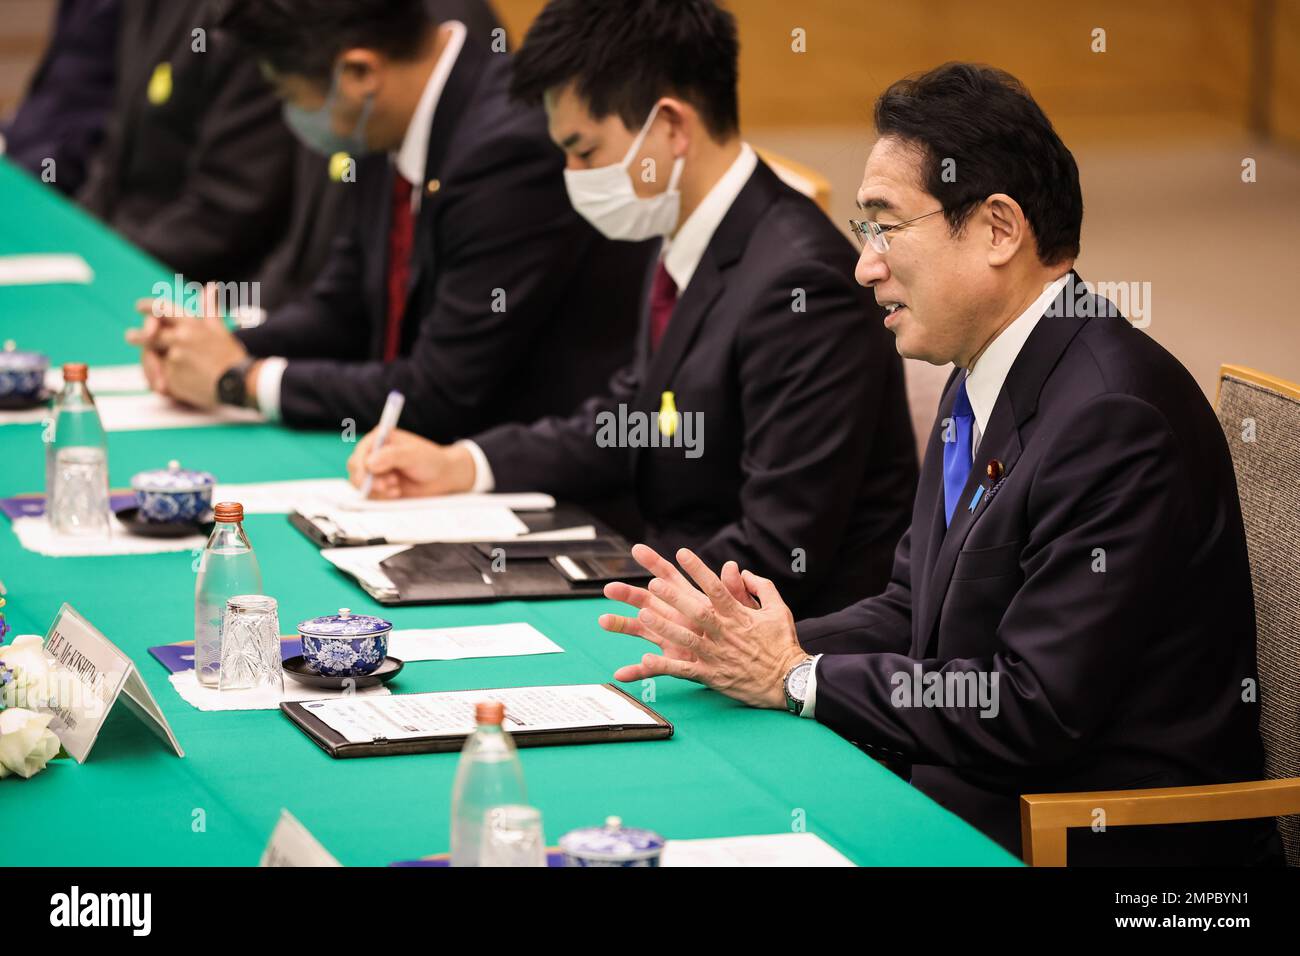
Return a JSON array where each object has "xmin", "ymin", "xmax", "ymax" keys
[
  {"xmin": 124, "ymin": 282, "xmax": 247, "ymax": 409},
  {"xmin": 598, "ymin": 543, "xmax": 806, "ymax": 710}
]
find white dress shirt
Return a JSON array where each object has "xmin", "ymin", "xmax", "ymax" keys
[
  {"xmin": 462, "ymin": 141, "xmax": 759, "ymax": 491},
  {"xmin": 661, "ymin": 141, "xmax": 757, "ymax": 292},
  {"xmin": 256, "ymin": 22, "xmax": 467, "ymax": 420},
  {"xmin": 963, "ymin": 273, "xmax": 1070, "ymax": 455},
  {"xmin": 800, "ymin": 272, "xmax": 1071, "ymax": 719}
]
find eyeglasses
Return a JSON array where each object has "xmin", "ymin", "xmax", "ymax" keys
[{"xmin": 848, "ymin": 208, "xmax": 944, "ymax": 254}]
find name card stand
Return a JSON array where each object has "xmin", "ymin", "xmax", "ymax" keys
[
  {"xmin": 260, "ymin": 809, "xmax": 343, "ymax": 866},
  {"xmin": 41, "ymin": 603, "xmax": 184, "ymax": 762}
]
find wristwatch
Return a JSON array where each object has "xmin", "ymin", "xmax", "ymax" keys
[
  {"xmin": 216, "ymin": 357, "xmax": 256, "ymax": 408},
  {"xmin": 783, "ymin": 656, "xmax": 814, "ymax": 716}
]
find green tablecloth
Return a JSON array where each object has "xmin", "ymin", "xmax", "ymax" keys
[{"xmin": 0, "ymin": 158, "xmax": 1018, "ymax": 866}]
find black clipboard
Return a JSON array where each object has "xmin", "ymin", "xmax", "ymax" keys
[
  {"xmin": 373, "ymin": 536, "xmax": 649, "ymax": 605},
  {"xmin": 280, "ymin": 684, "xmax": 673, "ymax": 759}
]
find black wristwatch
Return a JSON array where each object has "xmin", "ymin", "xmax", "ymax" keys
[
  {"xmin": 783, "ymin": 656, "xmax": 814, "ymax": 716},
  {"xmin": 216, "ymin": 357, "xmax": 256, "ymax": 408}
]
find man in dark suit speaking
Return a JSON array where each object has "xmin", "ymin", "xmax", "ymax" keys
[
  {"xmin": 125, "ymin": 0, "xmax": 649, "ymax": 438},
  {"xmin": 597, "ymin": 63, "xmax": 1280, "ymax": 865},
  {"xmin": 345, "ymin": 0, "xmax": 918, "ymax": 618}
]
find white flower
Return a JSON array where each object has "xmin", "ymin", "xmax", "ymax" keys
[
  {"xmin": 0, "ymin": 707, "xmax": 61, "ymax": 779},
  {"xmin": 0, "ymin": 634, "xmax": 53, "ymax": 710},
  {"xmin": 0, "ymin": 634, "xmax": 48, "ymax": 672}
]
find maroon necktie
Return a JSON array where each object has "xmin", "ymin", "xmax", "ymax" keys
[
  {"xmin": 383, "ymin": 173, "xmax": 416, "ymax": 362},
  {"xmin": 648, "ymin": 259, "xmax": 678, "ymax": 351}
]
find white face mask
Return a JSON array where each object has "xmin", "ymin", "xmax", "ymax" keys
[{"xmin": 564, "ymin": 103, "xmax": 686, "ymax": 241}]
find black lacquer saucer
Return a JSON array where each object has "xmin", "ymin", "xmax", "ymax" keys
[{"xmin": 282, "ymin": 655, "xmax": 404, "ymax": 689}]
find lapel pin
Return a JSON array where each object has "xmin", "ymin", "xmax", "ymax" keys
[
  {"xmin": 329, "ymin": 151, "xmax": 353, "ymax": 182},
  {"xmin": 658, "ymin": 390, "xmax": 679, "ymax": 437},
  {"xmin": 986, "ymin": 461, "xmax": 1009, "ymax": 505},
  {"xmin": 147, "ymin": 62, "xmax": 173, "ymax": 106},
  {"xmin": 969, "ymin": 459, "xmax": 1007, "ymax": 513}
]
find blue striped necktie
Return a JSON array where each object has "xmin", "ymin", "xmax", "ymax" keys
[{"xmin": 943, "ymin": 374, "xmax": 974, "ymax": 526}]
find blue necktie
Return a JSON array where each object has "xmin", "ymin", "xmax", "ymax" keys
[{"xmin": 943, "ymin": 374, "xmax": 974, "ymax": 526}]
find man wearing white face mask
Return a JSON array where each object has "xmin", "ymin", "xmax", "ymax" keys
[
  {"xmin": 347, "ymin": 0, "xmax": 919, "ymax": 617},
  {"xmin": 123, "ymin": 0, "xmax": 651, "ymax": 440},
  {"xmin": 560, "ymin": 100, "xmax": 688, "ymax": 242}
]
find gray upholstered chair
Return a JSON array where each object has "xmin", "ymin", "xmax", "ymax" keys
[{"xmin": 1018, "ymin": 364, "xmax": 1300, "ymax": 866}]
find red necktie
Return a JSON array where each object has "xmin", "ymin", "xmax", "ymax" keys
[
  {"xmin": 648, "ymin": 260, "xmax": 678, "ymax": 351},
  {"xmin": 383, "ymin": 173, "xmax": 416, "ymax": 362}
]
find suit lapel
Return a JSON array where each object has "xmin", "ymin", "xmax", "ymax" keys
[
  {"xmin": 918, "ymin": 367, "xmax": 962, "ymax": 566},
  {"xmin": 635, "ymin": 242, "xmax": 664, "ymax": 364},
  {"xmin": 121, "ymin": 1, "xmax": 190, "ymax": 141},
  {"xmin": 367, "ymin": 160, "xmax": 398, "ymax": 358},
  {"xmin": 912, "ymin": 273, "xmax": 1089, "ymax": 657},
  {"xmin": 637, "ymin": 254, "xmax": 723, "ymax": 400},
  {"xmin": 631, "ymin": 162, "xmax": 782, "ymax": 469},
  {"xmin": 913, "ymin": 396, "xmax": 1023, "ymax": 657},
  {"xmin": 403, "ymin": 35, "xmax": 487, "ymax": 321},
  {"xmin": 910, "ymin": 368, "xmax": 959, "ymax": 636},
  {"xmin": 630, "ymin": 254, "xmax": 723, "ymax": 473}
]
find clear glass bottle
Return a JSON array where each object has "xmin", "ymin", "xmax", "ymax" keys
[
  {"xmin": 195, "ymin": 502, "xmax": 263, "ymax": 687},
  {"xmin": 450, "ymin": 701, "xmax": 528, "ymax": 867},
  {"xmin": 47, "ymin": 362, "xmax": 110, "ymax": 536}
]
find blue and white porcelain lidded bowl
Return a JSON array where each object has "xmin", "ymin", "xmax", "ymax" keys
[
  {"xmin": 298, "ymin": 607, "xmax": 391, "ymax": 676},
  {"xmin": 0, "ymin": 340, "xmax": 49, "ymax": 401},
  {"xmin": 559, "ymin": 816, "xmax": 665, "ymax": 867},
  {"xmin": 130, "ymin": 459, "xmax": 216, "ymax": 523}
]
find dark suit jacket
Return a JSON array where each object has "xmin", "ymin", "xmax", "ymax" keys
[
  {"xmin": 474, "ymin": 161, "xmax": 918, "ymax": 618},
  {"xmin": 78, "ymin": 0, "xmax": 294, "ymax": 283},
  {"xmin": 255, "ymin": 0, "xmax": 503, "ymax": 309},
  {"xmin": 1, "ymin": 0, "xmax": 120, "ymax": 197},
  {"xmin": 799, "ymin": 274, "xmax": 1279, "ymax": 865},
  {"xmin": 236, "ymin": 38, "xmax": 649, "ymax": 436}
]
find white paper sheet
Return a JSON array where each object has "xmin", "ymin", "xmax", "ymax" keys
[
  {"xmin": 326, "ymin": 490, "xmax": 556, "ymax": 512},
  {"xmin": 388, "ymin": 623, "xmax": 562, "ymax": 662},
  {"xmin": 318, "ymin": 505, "xmax": 528, "ymax": 544},
  {"xmin": 319, "ymin": 543, "xmax": 408, "ymax": 597},
  {"xmin": 304, "ymin": 683, "xmax": 657, "ymax": 744},
  {"xmin": 44, "ymin": 363, "xmax": 148, "ymax": 395},
  {"xmin": 12, "ymin": 515, "xmax": 205, "ymax": 556},
  {"xmin": 93, "ymin": 393, "xmax": 264, "ymax": 431},
  {"xmin": 0, "ymin": 253, "xmax": 93, "ymax": 285},
  {"xmin": 515, "ymin": 524, "xmax": 597, "ymax": 542},
  {"xmin": 0, "ymin": 404, "xmax": 49, "ymax": 426},
  {"xmin": 168, "ymin": 669, "xmax": 391, "ymax": 712},
  {"xmin": 660, "ymin": 833, "xmax": 855, "ymax": 867},
  {"xmin": 209, "ymin": 480, "xmax": 559, "ymax": 522},
  {"xmin": 212, "ymin": 478, "xmax": 356, "ymax": 515},
  {"xmin": 1, "ymin": 393, "xmax": 271, "ymax": 430}
]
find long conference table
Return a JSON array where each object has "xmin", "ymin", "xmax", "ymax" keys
[{"xmin": 0, "ymin": 158, "xmax": 1017, "ymax": 867}]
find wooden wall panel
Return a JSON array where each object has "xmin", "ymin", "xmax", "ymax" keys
[
  {"xmin": 491, "ymin": 0, "xmax": 1285, "ymax": 141},
  {"xmin": 0, "ymin": 0, "xmax": 57, "ymax": 115},
  {"xmin": 4, "ymin": 1, "xmax": 1294, "ymax": 148},
  {"xmin": 1272, "ymin": 0, "xmax": 1300, "ymax": 147}
]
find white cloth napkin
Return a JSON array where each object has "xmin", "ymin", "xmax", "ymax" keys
[
  {"xmin": 12, "ymin": 515, "xmax": 205, "ymax": 556},
  {"xmin": 167, "ymin": 669, "xmax": 391, "ymax": 712}
]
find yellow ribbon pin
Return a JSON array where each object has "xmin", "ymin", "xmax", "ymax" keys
[
  {"xmin": 658, "ymin": 390, "xmax": 679, "ymax": 437},
  {"xmin": 328, "ymin": 151, "xmax": 353, "ymax": 182},
  {"xmin": 147, "ymin": 62, "xmax": 173, "ymax": 105}
]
